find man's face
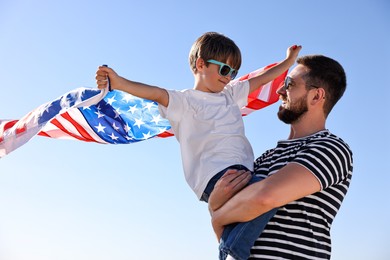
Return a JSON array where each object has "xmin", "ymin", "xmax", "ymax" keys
[
  {"xmin": 277, "ymin": 65, "xmax": 310, "ymax": 124},
  {"xmin": 277, "ymin": 92, "xmax": 309, "ymax": 124}
]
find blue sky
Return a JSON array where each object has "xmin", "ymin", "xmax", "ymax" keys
[{"xmin": 0, "ymin": 0, "xmax": 389, "ymax": 259}]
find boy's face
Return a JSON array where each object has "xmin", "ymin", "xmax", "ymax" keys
[
  {"xmin": 195, "ymin": 58, "xmax": 236, "ymax": 93},
  {"xmin": 207, "ymin": 60, "xmax": 238, "ymax": 80}
]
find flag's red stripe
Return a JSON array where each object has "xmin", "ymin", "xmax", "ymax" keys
[
  {"xmin": 3, "ymin": 120, "xmax": 19, "ymax": 131},
  {"xmin": 49, "ymin": 118, "xmax": 91, "ymax": 141},
  {"xmin": 157, "ymin": 131, "xmax": 174, "ymax": 138},
  {"xmin": 239, "ymin": 63, "xmax": 285, "ymax": 111},
  {"xmin": 49, "ymin": 115, "xmax": 98, "ymax": 143},
  {"xmin": 246, "ymin": 100, "xmax": 272, "ymax": 110},
  {"xmin": 16, "ymin": 125, "xmax": 27, "ymax": 134},
  {"xmin": 246, "ymin": 64, "xmax": 278, "ymax": 100},
  {"xmin": 1, "ymin": 120, "xmax": 17, "ymax": 142},
  {"xmin": 1, "ymin": 120, "xmax": 26, "ymax": 135},
  {"xmin": 38, "ymin": 131, "xmax": 50, "ymax": 137},
  {"xmin": 60, "ymin": 112, "xmax": 99, "ymax": 142}
]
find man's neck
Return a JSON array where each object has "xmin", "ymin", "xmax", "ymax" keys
[{"xmin": 288, "ymin": 117, "xmax": 326, "ymax": 140}]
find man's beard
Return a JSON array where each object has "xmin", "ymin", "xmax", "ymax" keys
[{"xmin": 277, "ymin": 94, "xmax": 309, "ymax": 124}]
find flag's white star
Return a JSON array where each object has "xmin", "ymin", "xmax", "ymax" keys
[
  {"xmin": 95, "ymin": 110, "xmax": 105, "ymax": 118},
  {"xmin": 112, "ymin": 122, "xmax": 120, "ymax": 131},
  {"xmin": 128, "ymin": 105, "xmax": 138, "ymax": 114},
  {"xmin": 61, "ymin": 97, "xmax": 71, "ymax": 108},
  {"xmin": 151, "ymin": 114, "xmax": 162, "ymax": 125},
  {"xmin": 134, "ymin": 118, "xmax": 145, "ymax": 128},
  {"xmin": 75, "ymin": 92, "xmax": 83, "ymax": 104},
  {"xmin": 124, "ymin": 123, "xmax": 131, "ymax": 133},
  {"xmin": 44, "ymin": 103, "xmax": 52, "ymax": 113},
  {"xmin": 158, "ymin": 127, "xmax": 167, "ymax": 134},
  {"xmin": 114, "ymin": 108, "xmax": 122, "ymax": 118},
  {"xmin": 109, "ymin": 132, "xmax": 119, "ymax": 140},
  {"xmin": 36, "ymin": 105, "xmax": 48, "ymax": 120},
  {"xmin": 107, "ymin": 95, "xmax": 117, "ymax": 105},
  {"xmin": 143, "ymin": 102, "xmax": 154, "ymax": 111},
  {"xmin": 122, "ymin": 94, "xmax": 135, "ymax": 103},
  {"xmin": 142, "ymin": 131, "xmax": 152, "ymax": 140},
  {"xmin": 95, "ymin": 123, "xmax": 106, "ymax": 133}
]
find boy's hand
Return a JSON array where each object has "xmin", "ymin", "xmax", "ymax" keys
[
  {"xmin": 96, "ymin": 65, "xmax": 119, "ymax": 90},
  {"xmin": 286, "ymin": 44, "xmax": 302, "ymax": 62}
]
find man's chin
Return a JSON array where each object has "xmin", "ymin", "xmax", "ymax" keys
[{"xmin": 278, "ymin": 105, "xmax": 287, "ymax": 113}]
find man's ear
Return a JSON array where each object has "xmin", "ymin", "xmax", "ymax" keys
[{"xmin": 312, "ymin": 88, "xmax": 326, "ymax": 104}]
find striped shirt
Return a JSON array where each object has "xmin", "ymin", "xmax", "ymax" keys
[{"xmin": 250, "ymin": 130, "xmax": 353, "ymax": 260}]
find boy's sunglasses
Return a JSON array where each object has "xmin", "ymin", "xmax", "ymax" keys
[{"xmin": 207, "ymin": 59, "xmax": 238, "ymax": 80}]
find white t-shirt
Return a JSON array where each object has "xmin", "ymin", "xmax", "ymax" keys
[{"xmin": 158, "ymin": 80, "xmax": 254, "ymax": 199}]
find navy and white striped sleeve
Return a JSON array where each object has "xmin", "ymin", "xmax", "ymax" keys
[{"xmin": 293, "ymin": 136, "xmax": 353, "ymax": 190}]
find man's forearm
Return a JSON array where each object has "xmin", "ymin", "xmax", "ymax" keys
[
  {"xmin": 211, "ymin": 182, "xmax": 274, "ymax": 227},
  {"xmin": 211, "ymin": 163, "xmax": 322, "ymax": 228}
]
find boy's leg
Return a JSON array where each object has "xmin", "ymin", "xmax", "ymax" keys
[
  {"xmin": 200, "ymin": 169, "xmax": 227, "ymax": 202},
  {"xmin": 219, "ymin": 208, "xmax": 277, "ymax": 260},
  {"xmin": 218, "ymin": 175, "xmax": 277, "ymax": 260},
  {"xmin": 201, "ymin": 165, "xmax": 247, "ymax": 203}
]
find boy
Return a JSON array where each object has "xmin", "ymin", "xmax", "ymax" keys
[{"xmin": 96, "ymin": 32, "xmax": 301, "ymax": 260}]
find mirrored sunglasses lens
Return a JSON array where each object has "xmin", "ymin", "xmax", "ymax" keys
[
  {"xmin": 220, "ymin": 65, "xmax": 231, "ymax": 76},
  {"xmin": 284, "ymin": 77, "xmax": 291, "ymax": 89}
]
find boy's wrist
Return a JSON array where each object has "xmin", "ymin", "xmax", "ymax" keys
[{"xmin": 285, "ymin": 57, "xmax": 296, "ymax": 66}]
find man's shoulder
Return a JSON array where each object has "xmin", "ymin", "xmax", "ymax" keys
[{"xmin": 307, "ymin": 130, "xmax": 352, "ymax": 153}]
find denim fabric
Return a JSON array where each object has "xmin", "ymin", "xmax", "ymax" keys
[
  {"xmin": 201, "ymin": 165, "xmax": 277, "ymax": 260},
  {"xmin": 200, "ymin": 165, "xmax": 249, "ymax": 203},
  {"xmin": 219, "ymin": 207, "xmax": 277, "ymax": 260}
]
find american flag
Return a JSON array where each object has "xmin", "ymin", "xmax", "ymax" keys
[{"xmin": 0, "ymin": 63, "xmax": 286, "ymax": 158}]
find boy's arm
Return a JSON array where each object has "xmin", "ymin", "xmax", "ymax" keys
[
  {"xmin": 248, "ymin": 45, "xmax": 302, "ymax": 94},
  {"xmin": 96, "ymin": 66, "xmax": 169, "ymax": 107}
]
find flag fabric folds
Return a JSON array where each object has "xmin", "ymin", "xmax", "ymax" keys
[{"xmin": 0, "ymin": 63, "xmax": 286, "ymax": 158}]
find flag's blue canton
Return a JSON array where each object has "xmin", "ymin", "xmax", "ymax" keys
[
  {"xmin": 38, "ymin": 88, "xmax": 102, "ymax": 125},
  {"xmin": 80, "ymin": 90, "xmax": 171, "ymax": 144},
  {"xmin": 37, "ymin": 99, "xmax": 63, "ymax": 125}
]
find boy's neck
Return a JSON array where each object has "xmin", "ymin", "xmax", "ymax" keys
[{"xmin": 193, "ymin": 77, "xmax": 208, "ymax": 92}]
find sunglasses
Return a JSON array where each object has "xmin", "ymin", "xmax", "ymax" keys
[
  {"xmin": 207, "ymin": 59, "xmax": 238, "ymax": 80},
  {"xmin": 283, "ymin": 76, "xmax": 319, "ymax": 91},
  {"xmin": 283, "ymin": 76, "xmax": 293, "ymax": 91}
]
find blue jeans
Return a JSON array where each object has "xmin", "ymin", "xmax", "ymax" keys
[{"xmin": 201, "ymin": 165, "xmax": 277, "ymax": 260}]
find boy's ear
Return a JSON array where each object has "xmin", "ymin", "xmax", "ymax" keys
[{"xmin": 196, "ymin": 58, "xmax": 206, "ymax": 71}]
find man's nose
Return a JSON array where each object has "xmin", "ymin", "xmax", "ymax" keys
[{"xmin": 276, "ymin": 83, "xmax": 286, "ymax": 95}]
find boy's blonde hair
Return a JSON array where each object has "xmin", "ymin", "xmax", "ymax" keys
[{"xmin": 189, "ymin": 32, "xmax": 242, "ymax": 73}]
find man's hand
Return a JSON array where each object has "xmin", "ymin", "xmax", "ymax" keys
[
  {"xmin": 208, "ymin": 169, "xmax": 251, "ymax": 213},
  {"xmin": 212, "ymin": 216, "xmax": 224, "ymax": 241}
]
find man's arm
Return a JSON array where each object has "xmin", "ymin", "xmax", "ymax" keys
[{"xmin": 211, "ymin": 163, "xmax": 321, "ymax": 239}]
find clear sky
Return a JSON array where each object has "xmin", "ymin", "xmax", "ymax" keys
[{"xmin": 0, "ymin": 0, "xmax": 389, "ymax": 259}]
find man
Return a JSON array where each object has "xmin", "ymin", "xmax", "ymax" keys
[{"xmin": 209, "ymin": 55, "xmax": 353, "ymax": 260}]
